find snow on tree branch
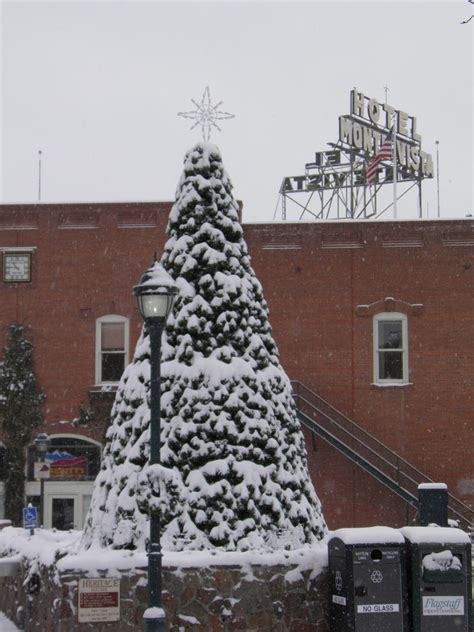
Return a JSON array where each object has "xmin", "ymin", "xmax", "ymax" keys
[{"xmin": 81, "ymin": 143, "xmax": 326, "ymax": 552}]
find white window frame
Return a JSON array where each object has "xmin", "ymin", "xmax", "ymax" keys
[
  {"xmin": 95, "ymin": 315, "xmax": 129, "ymax": 385},
  {"xmin": 373, "ymin": 312, "xmax": 409, "ymax": 385}
]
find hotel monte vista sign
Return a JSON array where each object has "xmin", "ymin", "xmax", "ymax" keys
[{"xmin": 281, "ymin": 89, "xmax": 433, "ymax": 195}]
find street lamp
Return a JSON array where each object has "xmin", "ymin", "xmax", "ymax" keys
[
  {"xmin": 134, "ymin": 261, "xmax": 178, "ymax": 632},
  {"xmin": 34, "ymin": 432, "xmax": 50, "ymax": 527}
]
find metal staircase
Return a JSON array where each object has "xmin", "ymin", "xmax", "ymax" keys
[{"xmin": 291, "ymin": 380, "xmax": 473, "ymax": 533}]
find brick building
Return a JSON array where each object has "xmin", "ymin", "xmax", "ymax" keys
[{"xmin": 0, "ymin": 202, "xmax": 472, "ymax": 531}]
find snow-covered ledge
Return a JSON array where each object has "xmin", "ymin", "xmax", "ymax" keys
[{"xmin": 0, "ymin": 528, "xmax": 330, "ymax": 632}]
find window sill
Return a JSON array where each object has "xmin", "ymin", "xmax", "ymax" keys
[
  {"xmin": 90, "ymin": 384, "xmax": 119, "ymax": 392},
  {"xmin": 371, "ymin": 382, "xmax": 413, "ymax": 388},
  {"xmin": 89, "ymin": 385, "xmax": 118, "ymax": 402}
]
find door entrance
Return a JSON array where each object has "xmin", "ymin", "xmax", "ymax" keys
[
  {"xmin": 25, "ymin": 481, "xmax": 95, "ymax": 529},
  {"xmin": 51, "ymin": 497, "xmax": 75, "ymax": 530}
]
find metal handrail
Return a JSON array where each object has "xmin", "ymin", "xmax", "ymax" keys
[
  {"xmin": 292, "ymin": 380, "xmax": 431, "ymax": 482},
  {"xmin": 296, "ymin": 393, "xmax": 421, "ymax": 492},
  {"xmin": 291, "ymin": 380, "xmax": 473, "ymax": 529}
]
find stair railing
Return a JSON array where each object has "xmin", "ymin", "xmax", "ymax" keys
[{"xmin": 291, "ymin": 380, "xmax": 473, "ymax": 532}]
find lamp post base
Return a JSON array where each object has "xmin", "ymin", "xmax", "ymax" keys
[{"xmin": 143, "ymin": 607, "xmax": 166, "ymax": 632}]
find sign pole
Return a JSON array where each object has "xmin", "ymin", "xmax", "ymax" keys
[
  {"xmin": 392, "ymin": 122, "xmax": 397, "ymax": 219},
  {"xmin": 436, "ymin": 140, "xmax": 440, "ymax": 217},
  {"xmin": 38, "ymin": 150, "xmax": 42, "ymax": 202}
]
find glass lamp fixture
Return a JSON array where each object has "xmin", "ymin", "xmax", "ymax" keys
[
  {"xmin": 134, "ymin": 262, "xmax": 178, "ymax": 323},
  {"xmin": 137, "ymin": 293, "xmax": 176, "ymax": 321},
  {"xmin": 34, "ymin": 432, "xmax": 50, "ymax": 455}
]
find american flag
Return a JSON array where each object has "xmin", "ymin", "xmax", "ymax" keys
[{"xmin": 366, "ymin": 128, "xmax": 394, "ymax": 185}]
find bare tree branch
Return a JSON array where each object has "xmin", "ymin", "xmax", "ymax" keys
[{"xmin": 461, "ymin": 0, "xmax": 473, "ymax": 23}]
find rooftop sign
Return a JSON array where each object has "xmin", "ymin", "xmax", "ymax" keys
[
  {"xmin": 279, "ymin": 89, "xmax": 434, "ymax": 220},
  {"xmin": 339, "ymin": 90, "xmax": 433, "ymax": 178}
]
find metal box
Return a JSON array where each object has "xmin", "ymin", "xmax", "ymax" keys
[
  {"xmin": 417, "ymin": 483, "xmax": 448, "ymax": 527},
  {"xmin": 401, "ymin": 526, "xmax": 472, "ymax": 632},
  {"xmin": 328, "ymin": 527, "xmax": 408, "ymax": 632}
]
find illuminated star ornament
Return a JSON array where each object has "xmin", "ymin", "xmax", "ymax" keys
[{"xmin": 178, "ymin": 87, "xmax": 235, "ymax": 142}]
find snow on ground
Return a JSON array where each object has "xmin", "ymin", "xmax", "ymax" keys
[{"xmin": 0, "ymin": 612, "xmax": 20, "ymax": 631}]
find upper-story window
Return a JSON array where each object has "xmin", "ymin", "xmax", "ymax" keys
[
  {"xmin": 95, "ymin": 315, "xmax": 129, "ymax": 384},
  {"xmin": 374, "ymin": 312, "xmax": 408, "ymax": 384}
]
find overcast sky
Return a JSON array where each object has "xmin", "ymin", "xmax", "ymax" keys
[{"xmin": 1, "ymin": 1, "xmax": 472, "ymax": 222}]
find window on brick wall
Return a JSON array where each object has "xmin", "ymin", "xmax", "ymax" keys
[
  {"xmin": 373, "ymin": 313, "xmax": 408, "ymax": 384},
  {"xmin": 95, "ymin": 315, "xmax": 129, "ymax": 384}
]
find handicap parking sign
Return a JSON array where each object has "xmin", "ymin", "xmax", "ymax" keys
[{"xmin": 23, "ymin": 506, "xmax": 38, "ymax": 529}]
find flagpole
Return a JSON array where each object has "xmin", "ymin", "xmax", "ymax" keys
[
  {"xmin": 393, "ymin": 123, "xmax": 397, "ymax": 219},
  {"xmin": 436, "ymin": 140, "xmax": 440, "ymax": 217},
  {"xmin": 38, "ymin": 150, "xmax": 42, "ymax": 202}
]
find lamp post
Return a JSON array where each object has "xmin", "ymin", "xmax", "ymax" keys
[
  {"xmin": 134, "ymin": 261, "xmax": 178, "ymax": 632},
  {"xmin": 34, "ymin": 432, "xmax": 50, "ymax": 527}
]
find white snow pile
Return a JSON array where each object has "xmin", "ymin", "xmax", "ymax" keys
[
  {"xmin": 0, "ymin": 611, "xmax": 20, "ymax": 632},
  {"xmin": 0, "ymin": 526, "xmax": 328, "ymax": 585},
  {"xmin": 81, "ymin": 143, "xmax": 326, "ymax": 553},
  {"xmin": 329, "ymin": 526, "xmax": 404, "ymax": 545},
  {"xmin": 400, "ymin": 526, "xmax": 470, "ymax": 545},
  {"xmin": 422, "ymin": 550, "xmax": 462, "ymax": 572},
  {"xmin": 0, "ymin": 526, "xmax": 80, "ymax": 568}
]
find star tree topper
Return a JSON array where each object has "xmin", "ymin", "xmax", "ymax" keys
[{"xmin": 178, "ymin": 87, "xmax": 235, "ymax": 142}]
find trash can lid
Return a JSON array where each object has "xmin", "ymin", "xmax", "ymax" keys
[
  {"xmin": 328, "ymin": 526, "xmax": 405, "ymax": 545},
  {"xmin": 400, "ymin": 526, "xmax": 470, "ymax": 545}
]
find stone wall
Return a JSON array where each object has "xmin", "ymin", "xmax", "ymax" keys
[{"xmin": 0, "ymin": 561, "xmax": 329, "ymax": 631}]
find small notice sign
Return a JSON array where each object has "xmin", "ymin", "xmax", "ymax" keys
[
  {"xmin": 78, "ymin": 578, "xmax": 120, "ymax": 623},
  {"xmin": 34, "ymin": 462, "xmax": 51, "ymax": 479},
  {"xmin": 332, "ymin": 594, "xmax": 347, "ymax": 606},
  {"xmin": 22, "ymin": 506, "xmax": 37, "ymax": 530},
  {"xmin": 422, "ymin": 596, "xmax": 464, "ymax": 616},
  {"xmin": 357, "ymin": 603, "xmax": 400, "ymax": 614}
]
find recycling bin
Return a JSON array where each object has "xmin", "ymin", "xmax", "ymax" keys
[
  {"xmin": 401, "ymin": 526, "xmax": 472, "ymax": 632},
  {"xmin": 328, "ymin": 527, "xmax": 408, "ymax": 632}
]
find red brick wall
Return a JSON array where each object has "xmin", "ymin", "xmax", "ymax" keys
[
  {"xmin": 0, "ymin": 203, "xmax": 170, "ymax": 443},
  {"xmin": 0, "ymin": 204, "xmax": 472, "ymax": 527},
  {"xmin": 246, "ymin": 220, "xmax": 473, "ymax": 527}
]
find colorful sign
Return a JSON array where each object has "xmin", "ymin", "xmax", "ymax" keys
[
  {"xmin": 78, "ymin": 578, "xmax": 120, "ymax": 623},
  {"xmin": 45, "ymin": 451, "xmax": 88, "ymax": 480}
]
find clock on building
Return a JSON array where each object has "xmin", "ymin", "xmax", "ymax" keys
[{"xmin": 3, "ymin": 253, "xmax": 32, "ymax": 283}]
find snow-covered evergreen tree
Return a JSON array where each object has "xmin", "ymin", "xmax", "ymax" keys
[
  {"xmin": 0, "ymin": 323, "xmax": 45, "ymax": 525},
  {"xmin": 82, "ymin": 143, "xmax": 326, "ymax": 551}
]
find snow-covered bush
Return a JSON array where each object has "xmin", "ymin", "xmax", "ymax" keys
[{"xmin": 81, "ymin": 143, "xmax": 326, "ymax": 551}]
